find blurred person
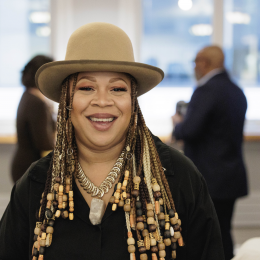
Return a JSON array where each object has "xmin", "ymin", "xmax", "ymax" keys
[
  {"xmin": 0, "ymin": 23, "xmax": 224, "ymax": 260},
  {"xmin": 172, "ymin": 46, "xmax": 248, "ymax": 260},
  {"xmin": 11, "ymin": 55, "xmax": 56, "ymax": 183}
]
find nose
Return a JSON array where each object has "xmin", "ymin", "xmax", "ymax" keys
[{"xmin": 90, "ymin": 89, "xmax": 114, "ymax": 107}]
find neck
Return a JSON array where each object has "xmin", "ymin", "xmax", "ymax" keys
[{"xmin": 76, "ymin": 138, "xmax": 126, "ymax": 185}]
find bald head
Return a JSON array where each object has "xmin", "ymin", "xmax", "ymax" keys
[{"xmin": 194, "ymin": 45, "xmax": 225, "ymax": 80}]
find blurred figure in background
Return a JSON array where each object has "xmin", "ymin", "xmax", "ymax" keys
[
  {"xmin": 172, "ymin": 46, "xmax": 248, "ymax": 260},
  {"xmin": 11, "ymin": 55, "xmax": 55, "ymax": 183}
]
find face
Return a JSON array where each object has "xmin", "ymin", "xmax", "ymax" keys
[
  {"xmin": 194, "ymin": 52, "xmax": 208, "ymax": 80},
  {"xmin": 70, "ymin": 71, "xmax": 132, "ymax": 151}
]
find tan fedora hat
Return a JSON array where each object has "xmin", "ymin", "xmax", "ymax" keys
[{"xmin": 36, "ymin": 22, "xmax": 164, "ymax": 102}]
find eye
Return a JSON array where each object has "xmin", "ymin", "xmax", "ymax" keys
[
  {"xmin": 112, "ymin": 87, "xmax": 127, "ymax": 92},
  {"xmin": 78, "ymin": 86, "xmax": 93, "ymax": 91}
]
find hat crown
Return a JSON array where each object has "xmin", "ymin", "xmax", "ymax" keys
[{"xmin": 65, "ymin": 22, "xmax": 135, "ymax": 62}]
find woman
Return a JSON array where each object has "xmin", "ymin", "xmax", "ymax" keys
[
  {"xmin": 0, "ymin": 23, "xmax": 224, "ymax": 260},
  {"xmin": 11, "ymin": 55, "xmax": 56, "ymax": 183}
]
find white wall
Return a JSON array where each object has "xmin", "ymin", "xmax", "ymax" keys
[{"xmin": 51, "ymin": 0, "xmax": 142, "ymax": 61}]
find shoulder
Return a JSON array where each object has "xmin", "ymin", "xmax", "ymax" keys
[
  {"xmin": 152, "ymin": 135, "xmax": 202, "ymax": 184},
  {"xmin": 16, "ymin": 152, "xmax": 52, "ymax": 191}
]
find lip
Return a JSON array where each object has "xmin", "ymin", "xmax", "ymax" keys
[{"xmin": 86, "ymin": 113, "xmax": 118, "ymax": 131}]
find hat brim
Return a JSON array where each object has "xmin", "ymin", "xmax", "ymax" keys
[{"xmin": 36, "ymin": 60, "xmax": 164, "ymax": 103}]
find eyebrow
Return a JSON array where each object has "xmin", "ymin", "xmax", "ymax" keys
[
  {"xmin": 77, "ymin": 76, "xmax": 97, "ymax": 82},
  {"xmin": 109, "ymin": 77, "xmax": 128, "ymax": 84}
]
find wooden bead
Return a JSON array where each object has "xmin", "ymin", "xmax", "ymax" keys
[
  {"xmin": 171, "ymin": 242, "xmax": 177, "ymax": 250},
  {"xmin": 69, "ymin": 207, "xmax": 74, "ymax": 212},
  {"xmin": 41, "ymin": 232, "xmax": 46, "ymax": 240},
  {"xmin": 61, "ymin": 210, "xmax": 69, "ymax": 219},
  {"xmin": 127, "ymin": 237, "xmax": 135, "ymax": 245},
  {"xmin": 159, "ymin": 198, "xmax": 164, "ymax": 205},
  {"xmin": 142, "ymin": 229, "xmax": 149, "ymax": 237},
  {"xmin": 66, "ymin": 178, "xmax": 70, "ymax": 185},
  {"xmin": 147, "ymin": 217, "xmax": 154, "ymax": 225},
  {"xmin": 55, "ymin": 177, "xmax": 61, "ymax": 183},
  {"xmin": 65, "ymin": 185, "xmax": 70, "ymax": 193},
  {"xmin": 38, "ymin": 255, "xmax": 44, "ymax": 260},
  {"xmin": 62, "ymin": 202, "xmax": 67, "ymax": 209},
  {"xmin": 69, "ymin": 201, "xmax": 74, "ymax": 207},
  {"xmin": 152, "ymin": 184, "xmax": 160, "ymax": 192},
  {"xmin": 116, "ymin": 183, "xmax": 122, "ymax": 190},
  {"xmin": 158, "ymin": 213, "xmax": 165, "ymax": 220},
  {"xmin": 112, "ymin": 204, "xmax": 117, "ymax": 211},
  {"xmin": 173, "ymin": 224, "xmax": 180, "ymax": 231},
  {"xmin": 170, "ymin": 216, "xmax": 178, "ymax": 225},
  {"xmin": 148, "ymin": 224, "xmax": 156, "ymax": 232},
  {"xmin": 128, "ymin": 245, "xmax": 135, "ymax": 253},
  {"xmin": 124, "ymin": 204, "xmax": 131, "ymax": 212},
  {"xmin": 58, "ymin": 196, "xmax": 63, "ymax": 204},
  {"xmin": 136, "ymin": 222, "xmax": 144, "ymax": 231},
  {"xmin": 69, "ymin": 213, "xmax": 74, "ymax": 220},
  {"xmin": 151, "ymin": 246, "xmax": 158, "ymax": 253},
  {"xmin": 122, "ymin": 191, "xmax": 127, "ymax": 199},
  {"xmin": 55, "ymin": 210, "xmax": 61, "ymax": 218},
  {"xmin": 164, "ymin": 238, "xmax": 171, "ymax": 246},
  {"xmin": 158, "ymin": 242, "xmax": 165, "ymax": 251},
  {"xmin": 140, "ymin": 253, "xmax": 148, "ymax": 260},
  {"xmin": 34, "ymin": 227, "xmax": 41, "ymax": 235},
  {"xmin": 174, "ymin": 231, "xmax": 181, "ymax": 239},
  {"xmin": 150, "ymin": 238, "xmax": 156, "ymax": 246},
  {"xmin": 155, "ymin": 201, "xmax": 159, "ymax": 214},
  {"xmin": 146, "ymin": 204, "xmax": 153, "ymax": 211},
  {"xmin": 122, "ymin": 180, "xmax": 127, "ymax": 187},
  {"xmin": 147, "ymin": 210, "xmax": 154, "ymax": 218},
  {"xmin": 139, "ymin": 246, "xmax": 146, "ymax": 254},
  {"xmin": 40, "ymin": 239, "xmax": 46, "ymax": 247},
  {"xmin": 131, "ymin": 190, "xmax": 139, "ymax": 197},
  {"xmin": 125, "ymin": 170, "xmax": 130, "ymax": 177},
  {"xmin": 118, "ymin": 200, "xmax": 124, "ymax": 207},
  {"xmin": 151, "ymin": 253, "xmax": 158, "ymax": 260},
  {"xmin": 133, "ymin": 176, "xmax": 141, "ymax": 183},
  {"xmin": 59, "ymin": 185, "xmax": 63, "ymax": 193},
  {"xmin": 136, "ymin": 216, "xmax": 144, "ymax": 222},
  {"xmin": 130, "ymin": 253, "xmax": 136, "ymax": 260},
  {"xmin": 46, "ymin": 226, "xmax": 53, "ymax": 234},
  {"xmin": 172, "ymin": 250, "xmax": 177, "ymax": 259},
  {"xmin": 34, "ymin": 241, "xmax": 39, "ymax": 248},
  {"xmin": 158, "ymin": 250, "xmax": 166, "ymax": 258},
  {"xmin": 178, "ymin": 236, "xmax": 184, "ymax": 247},
  {"xmin": 171, "ymin": 237, "xmax": 177, "ymax": 243},
  {"xmin": 47, "ymin": 193, "xmax": 54, "ymax": 201},
  {"xmin": 178, "ymin": 219, "xmax": 182, "ymax": 226},
  {"xmin": 69, "ymin": 191, "xmax": 73, "ymax": 197},
  {"xmin": 130, "ymin": 214, "xmax": 135, "ymax": 228},
  {"xmin": 165, "ymin": 222, "xmax": 170, "ymax": 230}
]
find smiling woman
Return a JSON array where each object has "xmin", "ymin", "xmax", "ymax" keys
[{"xmin": 0, "ymin": 23, "xmax": 224, "ymax": 260}]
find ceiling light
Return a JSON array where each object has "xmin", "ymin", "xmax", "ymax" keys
[
  {"xmin": 178, "ymin": 0, "xmax": 193, "ymax": 11},
  {"xmin": 226, "ymin": 12, "xmax": 250, "ymax": 24},
  {"xmin": 36, "ymin": 26, "xmax": 51, "ymax": 37},
  {"xmin": 190, "ymin": 24, "xmax": 213, "ymax": 36},
  {"xmin": 29, "ymin": 12, "xmax": 51, "ymax": 23}
]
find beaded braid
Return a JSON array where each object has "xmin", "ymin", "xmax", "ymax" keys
[{"xmin": 110, "ymin": 79, "xmax": 184, "ymax": 260}]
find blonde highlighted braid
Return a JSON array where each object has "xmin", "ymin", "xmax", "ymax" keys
[{"xmin": 31, "ymin": 74, "xmax": 183, "ymax": 260}]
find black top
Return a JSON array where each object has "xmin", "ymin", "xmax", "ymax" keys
[
  {"xmin": 0, "ymin": 136, "xmax": 224, "ymax": 260},
  {"xmin": 174, "ymin": 71, "xmax": 248, "ymax": 200},
  {"xmin": 11, "ymin": 90, "xmax": 55, "ymax": 183}
]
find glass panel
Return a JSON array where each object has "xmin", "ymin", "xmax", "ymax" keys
[
  {"xmin": 0, "ymin": 0, "xmax": 51, "ymax": 135},
  {"xmin": 140, "ymin": 0, "xmax": 213, "ymax": 137},
  {"xmin": 142, "ymin": 0, "xmax": 213, "ymax": 87}
]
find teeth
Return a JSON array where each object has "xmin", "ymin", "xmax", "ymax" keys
[{"xmin": 90, "ymin": 117, "xmax": 114, "ymax": 122}]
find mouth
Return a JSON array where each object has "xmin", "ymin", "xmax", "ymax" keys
[
  {"xmin": 89, "ymin": 117, "xmax": 115, "ymax": 122},
  {"xmin": 87, "ymin": 113, "xmax": 118, "ymax": 131}
]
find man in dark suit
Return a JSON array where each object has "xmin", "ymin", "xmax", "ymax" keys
[{"xmin": 172, "ymin": 46, "xmax": 248, "ymax": 260}]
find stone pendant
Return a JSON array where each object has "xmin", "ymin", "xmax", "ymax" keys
[{"xmin": 89, "ymin": 198, "xmax": 105, "ymax": 225}]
